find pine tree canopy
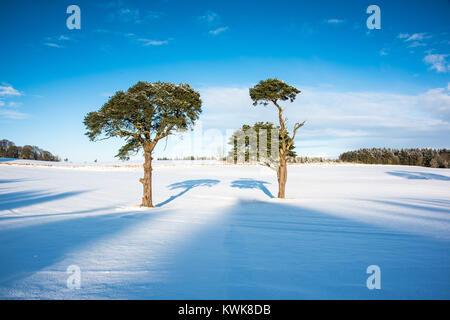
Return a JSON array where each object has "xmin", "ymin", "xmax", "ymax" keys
[
  {"xmin": 228, "ymin": 122, "xmax": 297, "ymax": 162},
  {"xmin": 249, "ymin": 78, "xmax": 301, "ymax": 106},
  {"xmin": 84, "ymin": 81, "xmax": 202, "ymax": 160}
]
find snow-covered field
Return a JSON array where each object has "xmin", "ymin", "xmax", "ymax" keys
[{"xmin": 0, "ymin": 161, "xmax": 449, "ymax": 299}]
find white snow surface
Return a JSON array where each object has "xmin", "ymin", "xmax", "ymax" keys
[{"xmin": 0, "ymin": 161, "xmax": 449, "ymax": 299}]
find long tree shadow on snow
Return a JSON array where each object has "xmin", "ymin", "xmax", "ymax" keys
[
  {"xmin": 387, "ymin": 171, "xmax": 450, "ymax": 181},
  {"xmin": 0, "ymin": 190, "xmax": 88, "ymax": 211},
  {"xmin": 0, "ymin": 178, "xmax": 27, "ymax": 184},
  {"xmin": 0, "ymin": 204, "xmax": 168, "ymax": 289},
  {"xmin": 230, "ymin": 179, "xmax": 274, "ymax": 198},
  {"xmin": 0, "ymin": 206, "xmax": 116, "ymax": 221},
  {"xmin": 156, "ymin": 179, "xmax": 220, "ymax": 207},
  {"xmin": 362, "ymin": 198, "xmax": 450, "ymax": 218},
  {"xmin": 1, "ymin": 197, "xmax": 449, "ymax": 299},
  {"xmin": 167, "ymin": 199, "xmax": 450, "ymax": 299}
]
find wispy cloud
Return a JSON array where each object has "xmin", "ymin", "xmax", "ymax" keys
[
  {"xmin": 407, "ymin": 41, "xmax": 427, "ymax": 48},
  {"xmin": 396, "ymin": 32, "xmax": 445, "ymax": 71},
  {"xmin": 0, "ymin": 84, "xmax": 27, "ymax": 119},
  {"xmin": 398, "ymin": 32, "xmax": 432, "ymax": 43},
  {"xmin": 209, "ymin": 26, "xmax": 229, "ymax": 35},
  {"xmin": 423, "ymin": 53, "xmax": 449, "ymax": 73},
  {"xmin": 44, "ymin": 42, "xmax": 62, "ymax": 48},
  {"xmin": 137, "ymin": 38, "xmax": 169, "ymax": 46},
  {"xmin": 379, "ymin": 49, "xmax": 388, "ymax": 56},
  {"xmin": 7, "ymin": 101, "xmax": 23, "ymax": 107},
  {"xmin": 325, "ymin": 19, "xmax": 344, "ymax": 24},
  {"xmin": 0, "ymin": 84, "xmax": 21, "ymax": 96},
  {"xmin": 406, "ymin": 33, "xmax": 432, "ymax": 42},
  {"xmin": 116, "ymin": 7, "xmax": 141, "ymax": 23},
  {"xmin": 197, "ymin": 10, "xmax": 228, "ymax": 36},
  {"xmin": 198, "ymin": 10, "xmax": 220, "ymax": 26},
  {"xmin": 0, "ymin": 109, "xmax": 28, "ymax": 119},
  {"xmin": 105, "ymin": 2, "xmax": 161, "ymax": 24},
  {"xmin": 91, "ymin": 29, "xmax": 171, "ymax": 48},
  {"xmin": 42, "ymin": 34, "xmax": 77, "ymax": 48}
]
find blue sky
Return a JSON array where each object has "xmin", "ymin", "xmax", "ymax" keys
[{"xmin": 0, "ymin": 0, "xmax": 449, "ymax": 161}]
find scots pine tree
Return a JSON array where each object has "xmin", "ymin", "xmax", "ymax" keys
[
  {"xmin": 249, "ymin": 79, "xmax": 305, "ymax": 198},
  {"xmin": 84, "ymin": 81, "xmax": 202, "ymax": 207}
]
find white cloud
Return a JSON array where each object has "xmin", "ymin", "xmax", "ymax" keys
[
  {"xmin": 397, "ymin": 33, "xmax": 448, "ymax": 72},
  {"xmin": 8, "ymin": 101, "xmax": 23, "ymax": 107},
  {"xmin": 199, "ymin": 84, "xmax": 450, "ymax": 135},
  {"xmin": 325, "ymin": 19, "xmax": 344, "ymax": 24},
  {"xmin": 301, "ymin": 128, "xmax": 370, "ymax": 138},
  {"xmin": 379, "ymin": 49, "xmax": 388, "ymax": 56},
  {"xmin": 292, "ymin": 89, "xmax": 444, "ymax": 130},
  {"xmin": 44, "ymin": 42, "xmax": 62, "ymax": 48},
  {"xmin": 0, "ymin": 84, "xmax": 26, "ymax": 119},
  {"xmin": 137, "ymin": 38, "xmax": 169, "ymax": 46},
  {"xmin": 417, "ymin": 84, "xmax": 450, "ymax": 118},
  {"xmin": 0, "ymin": 109, "xmax": 27, "ymax": 119},
  {"xmin": 209, "ymin": 26, "xmax": 229, "ymax": 35},
  {"xmin": 423, "ymin": 53, "xmax": 449, "ymax": 73},
  {"xmin": 407, "ymin": 41, "xmax": 427, "ymax": 48},
  {"xmin": 161, "ymin": 84, "xmax": 450, "ymax": 158},
  {"xmin": 0, "ymin": 84, "xmax": 21, "ymax": 96},
  {"xmin": 405, "ymin": 33, "xmax": 431, "ymax": 42},
  {"xmin": 398, "ymin": 32, "xmax": 432, "ymax": 51},
  {"xmin": 117, "ymin": 8, "xmax": 141, "ymax": 22},
  {"xmin": 42, "ymin": 34, "xmax": 78, "ymax": 48},
  {"xmin": 198, "ymin": 11, "xmax": 220, "ymax": 26},
  {"xmin": 398, "ymin": 32, "xmax": 432, "ymax": 42},
  {"xmin": 198, "ymin": 11, "xmax": 228, "ymax": 37},
  {"xmin": 104, "ymin": 1, "xmax": 161, "ymax": 24}
]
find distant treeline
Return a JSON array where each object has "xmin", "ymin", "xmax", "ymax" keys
[
  {"xmin": 294, "ymin": 156, "xmax": 338, "ymax": 164},
  {"xmin": 339, "ymin": 148, "xmax": 449, "ymax": 168},
  {"xmin": 157, "ymin": 156, "xmax": 218, "ymax": 161},
  {"xmin": 0, "ymin": 139, "xmax": 60, "ymax": 162}
]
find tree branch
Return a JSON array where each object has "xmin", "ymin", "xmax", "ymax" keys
[
  {"xmin": 287, "ymin": 121, "xmax": 305, "ymax": 149},
  {"xmin": 158, "ymin": 123, "xmax": 175, "ymax": 140},
  {"xmin": 259, "ymin": 158, "xmax": 279, "ymax": 172},
  {"xmin": 94, "ymin": 136, "xmax": 114, "ymax": 142},
  {"xmin": 150, "ymin": 123, "xmax": 176, "ymax": 151}
]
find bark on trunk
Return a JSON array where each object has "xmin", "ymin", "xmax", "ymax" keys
[
  {"xmin": 275, "ymin": 102, "xmax": 288, "ymax": 199},
  {"xmin": 140, "ymin": 150, "xmax": 153, "ymax": 207},
  {"xmin": 277, "ymin": 156, "xmax": 287, "ymax": 199}
]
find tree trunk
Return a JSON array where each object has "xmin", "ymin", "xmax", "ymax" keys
[
  {"xmin": 140, "ymin": 150, "xmax": 153, "ymax": 207},
  {"xmin": 277, "ymin": 156, "xmax": 287, "ymax": 198},
  {"xmin": 275, "ymin": 102, "xmax": 288, "ymax": 199}
]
